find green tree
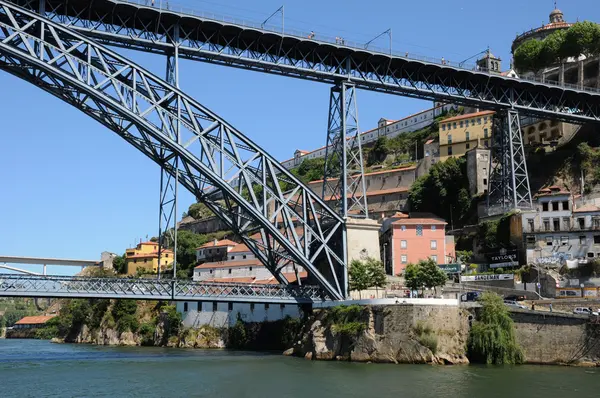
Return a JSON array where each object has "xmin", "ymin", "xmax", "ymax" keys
[
  {"xmin": 403, "ymin": 259, "xmax": 447, "ymax": 295},
  {"xmin": 366, "ymin": 257, "xmax": 387, "ymax": 294},
  {"xmin": 187, "ymin": 202, "xmax": 214, "ymax": 220},
  {"xmin": 112, "ymin": 300, "xmax": 139, "ymax": 333},
  {"xmin": 112, "ymin": 254, "xmax": 127, "ymax": 275},
  {"xmin": 514, "ymin": 39, "xmax": 543, "ymax": 71},
  {"xmin": 563, "ymin": 21, "xmax": 600, "ymax": 57},
  {"xmin": 539, "ymin": 30, "xmax": 567, "ymax": 64},
  {"xmin": 466, "ymin": 292, "xmax": 525, "ymax": 365},
  {"xmin": 349, "ymin": 259, "xmax": 370, "ymax": 298}
]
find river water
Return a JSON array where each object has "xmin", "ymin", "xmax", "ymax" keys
[{"xmin": 0, "ymin": 339, "xmax": 598, "ymax": 397}]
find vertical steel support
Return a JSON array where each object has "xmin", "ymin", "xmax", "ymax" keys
[
  {"xmin": 322, "ymin": 82, "xmax": 369, "ymax": 219},
  {"xmin": 157, "ymin": 23, "xmax": 180, "ymax": 279},
  {"xmin": 487, "ymin": 109, "xmax": 532, "ymax": 214}
]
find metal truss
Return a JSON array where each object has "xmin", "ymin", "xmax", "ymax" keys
[
  {"xmin": 487, "ymin": 110, "xmax": 533, "ymax": 214},
  {"xmin": 322, "ymin": 82, "xmax": 368, "ymax": 218},
  {"xmin": 0, "ymin": 274, "xmax": 323, "ymax": 303},
  {"xmin": 0, "ymin": 1, "xmax": 347, "ymax": 300},
  {"xmin": 9, "ymin": 0, "xmax": 600, "ymax": 123}
]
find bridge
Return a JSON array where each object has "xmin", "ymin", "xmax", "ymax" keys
[
  {"xmin": 0, "ymin": 255, "xmax": 102, "ymax": 275},
  {"xmin": 1, "ymin": 0, "xmax": 600, "ymax": 302},
  {"xmin": 0, "ymin": 274, "xmax": 323, "ymax": 304}
]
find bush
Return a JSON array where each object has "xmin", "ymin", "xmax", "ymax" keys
[
  {"xmin": 418, "ymin": 332, "xmax": 438, "ymax": 354},
  {"xmin": 35, "ymin": 326, "xmax": 59, "ymax": 340},
  {"xmin": 228, "ymin": 317, "xmax": 248, "ymax": 349},
  {"xmin": 139, "ymin": 322, "xmax": 156, "ymax": 346},
  {"xmin": 326, "ymin": 305, "xmax": 367, "ymax": 336},
  {"xmin": 116, "ymin": 313, "xmax": 139, "ymax": 334},
  {"xmin": 467, "ymin": 292, "xmax": 525, "ymax": 365}
]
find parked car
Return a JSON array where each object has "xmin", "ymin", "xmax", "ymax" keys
[
  {"xmin": 461, "ymin": 292, "xmax": 481, "ymax": 302},
  {"xmin": 504, "ymin": 294, "xmax": 526, "ymax": 302},
  {"xmin": 573, "ymin": 307, "xmax": 599, "ymax": 316},
  {"xmin": 504, "ymin": 300, "xmax": 527, "ymax": 309}
]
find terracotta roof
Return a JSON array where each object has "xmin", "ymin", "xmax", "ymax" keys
[
  {"xmin": 204, "ymin": 277, "xmax": 258, "ymax": 284},
  {"xmin": 535, "ymin": 187, "xmax": 570, "ymax": 197},
  {"xmin": 204, "ymin": 272, "xmax": 308, "ymax": 285},
  {"xmin": 392, "ymin": 217, "xmax": 447, "ymax": 226},
  {"xmin": 139, "ymin": 242, "xmax": 158, "ymax": 246},
  {"xmin": 440, "ymin": 110, "xmax": 495, "ymax": 124},
  {"xmin": 573, "ymin": 205, "xmax": 600, "ymax": 213},
  {"xmin": 15, "ymin": 315, "xmax": 56, "ymax": 325},
  {"xmin": 229, "ymin": 244, "xmax": 251, "ymax": 253},
  {"xmin": 197, "ymin": 239, "xmax": 238, "ymax": 249},
  {"xmin": 126, "ymin": 250, "xmax": 173, "ymax": 259},
  {"xmin": 425, "ymin": 139, "xmax": 435, "ymax": 145},
  {"xmin": 195, "ymin": 259, "xmax": 263, "ymax": 269}
]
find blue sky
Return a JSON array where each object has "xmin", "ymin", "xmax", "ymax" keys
[{"xmin": 0, "ymin": 0, "xmax": 598, "ymax": 274}]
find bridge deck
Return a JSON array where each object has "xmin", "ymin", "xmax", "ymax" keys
[
  {"xmin": 0, "ymin": 274, "xmax": 324, "ymax": 304},
  {"xmin": 13, "ymin": 0, "xmax": 600, "ymax": 123}
]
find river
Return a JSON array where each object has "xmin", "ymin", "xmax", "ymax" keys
[{"xmin": 0, "ymin": 339, "xmax": 598, "ymax": 397}]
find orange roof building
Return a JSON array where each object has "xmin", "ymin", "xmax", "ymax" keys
[
  {"xmin": 125, "ymin": 241, "xmax": 173, "ymax": 276},
  {"xmin": 14, "ymin": 315, "xmax": 56, "ymax": 329}
]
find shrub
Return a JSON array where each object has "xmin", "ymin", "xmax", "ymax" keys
[
  {"xmin": 326, "ymin": 305, "xmax": 367, "ymax": 336},
  {"xmin": 228, "ymin": 317, "xmax": 248, "ymax": 349},
  {"xmin": 418, "ymin": 332, "xmax": 438, "ymax": 354},
  {"xmin": 139, "ymin": 322, "xmax": 156, "ymax": 345}
]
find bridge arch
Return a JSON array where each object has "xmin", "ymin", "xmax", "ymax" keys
[{"xmin": 0, "ymin": 1, "xmax": 347, "ymax": 300}]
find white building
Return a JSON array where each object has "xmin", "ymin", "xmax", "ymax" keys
[
  {"xmin": 280, "ymin": 103, "xmax": 458, "ymax": 169},
  {"xmin": 196, "ymin": 239, "xmax": 238, "ymax": 263}
]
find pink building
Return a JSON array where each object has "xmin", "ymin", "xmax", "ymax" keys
[{"xmin": 380, "ymin": 213, "xmax": 456, "ymax": 276}]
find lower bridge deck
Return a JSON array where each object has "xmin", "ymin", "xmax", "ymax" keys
[{"xmin": 0, "ymin": 275, "xmax": 324, "ymax": 304}]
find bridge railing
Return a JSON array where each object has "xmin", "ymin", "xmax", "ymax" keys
[
  {"xmin": 110, "ymin": 0, "xmax": 600, "ymax": 94},
  {"xmin": 0, "ymin": 274, "xmax": 324, "ymax": 303}
]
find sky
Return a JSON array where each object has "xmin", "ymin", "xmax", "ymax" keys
[{"xmin": 1, "ymin": 0, "xmax": 599, "ymax": 274}]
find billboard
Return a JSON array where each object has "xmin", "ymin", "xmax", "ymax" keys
[
  {"xmin": 487, "ymin": 248, "xmax": 518, "ymax": 268},
  {"xmin": 461, "ymin": 274, "xmax": 514, "ymax": 282},
  {"xmin": 438, "ymin": 264, "xmax": 460, "ymax": 274}
]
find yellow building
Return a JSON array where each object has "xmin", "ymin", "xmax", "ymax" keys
[
  {"xmin": 125, "ymin": 241, "xmax": 173, "ymax": 275},
  {"xmin": 439, "ymin": 110, "xmax": 495, "ymax": 161}
]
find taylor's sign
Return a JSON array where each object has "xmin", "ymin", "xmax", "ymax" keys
[
  {"xmin": 487, "ymin": 249, "xmax": 518, "ymax": 268},
  {"xmin": 461, "ymin": 274, "xmax": 514, "ymax": 282}
]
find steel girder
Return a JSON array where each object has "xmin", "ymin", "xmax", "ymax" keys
[
  {"xmin": 488, "ymin": 110, "xmax": 533, "ymax": 214},
  {"xmin": 8, "ymin": 0, "xmax": 600, "ymax": 124},
  {"xmin": 0, "ymin": 1, "xmax": 346, "ymax": 300},
  {"xmin": 0, "ymin": 274, "xmax": 323, "ymax": 303},
  {"xmin": 322, "ymin": 82, "xmax": 368, "ymax": 218}
]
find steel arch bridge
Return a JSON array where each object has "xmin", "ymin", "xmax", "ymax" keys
[{"xmin": 0, "ymin": 0, "xmax": 348, "ymax": 300}]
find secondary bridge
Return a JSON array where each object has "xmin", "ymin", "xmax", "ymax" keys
[
  {"xmin": 0, "ymin": 274, "xmax": 323, "ymax": 303},
  {"xmin": 9, "ymin": 0, "xmax": 600, "ymax": 123}
]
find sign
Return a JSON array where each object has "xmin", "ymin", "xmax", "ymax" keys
[
  {"xmin": 487, "ymin": 248, "xmax": 518, "ymax": 268},
  {"xmin": 438, "ymin": 264, "xmax": 460, "ymax": 274},
  {"xmin": 461, "ymin": 274, "xmax": 514, "ymax": 282}
]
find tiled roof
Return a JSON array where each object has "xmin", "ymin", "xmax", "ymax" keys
[
  {"xmin": 126, "ymin": 250, "xmax": 173, "ymax": 259},
  {"xmin": 197, "ymin": 239, "xmax": 238, "ymax": 249},
  {"xmin": 195, "ymin": 259, "xmax": 263, "ymax": 269},
  {"xmin": 392, "ymin": 217, "xmax": 447, "ymax": 226},
  {"xmin": 440, "ymin": 110, "xmax": 495, "ymax": 124},
  {"xmin": 204, "ymin": 272, "xmax": 308, "ymax": 285},
  {"xmin": 139, "ymin": 241, "xmax": 158, "ymax": 246},
  {"xmin": 15, "ymin": 315, "xmax": 56, "ymax": 325},
  {"xmin": 229, "ymin": 244, "xmax": 251, "ymax": 253},
  {"xmin": 573, "ymin": 205, "xmax": 600, "ymax": 213},
  {"xmin": 204, "ymin": 277, "xmax": 258, "ymax": 284}
]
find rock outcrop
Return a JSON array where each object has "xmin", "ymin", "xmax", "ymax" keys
[{"xmin": 291, "ymin": 304, "xmax": 470, "ymax": 365}]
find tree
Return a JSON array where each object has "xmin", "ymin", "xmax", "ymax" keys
[
  {"xmin": 366, "ymin": 258, "xmax": 387, "ymax": 294},
  {"xmin": 187, "ymin": 202, "xmax": 214, "ymax": 220},
  {"xmin": 540, "ymin": 30, "xmax": 567, "ymax": 64},
  {"xmin": 514, "ymin": 39, "xmax": 543, "ymax": 72},
  {"xmin": 563, "ymin": 21, "xmax": 600, "ymax": 58},
  {"xmin": 112, "ymin": 254, "xmax": 127, "ymax": 275},
  {"xmin": 403, "ymin": 259, "xmax": 447, "ymax": 296},
  {"xmin": 349, "ymin": 259, "xmax": 369, "ymax": 298},
  {"xmin": 466, "ymin": 292, "xmax": 524, "ymax": 365}
]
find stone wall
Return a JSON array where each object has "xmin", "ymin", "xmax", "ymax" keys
[{"xmin": 510, "ymin": 310, "xmax": 600, "ymax": 365}]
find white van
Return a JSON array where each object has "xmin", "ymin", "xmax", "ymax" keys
[{"xmin": 573, "ymin": 307, "xmax": 599, "ymax": 316}]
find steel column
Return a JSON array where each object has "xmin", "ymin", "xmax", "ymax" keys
[
  {"xmin": 487, "ymin": 110, "xmax": 533, "ymax": 214},
  {"xmin": 322, "ymin": 82, "xmax": 368, "ymax": 219},
  {"xmin": 158, "ymin": 23, "xmax": 180, "ymax": 279}
]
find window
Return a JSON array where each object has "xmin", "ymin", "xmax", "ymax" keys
[
  {"xmin": 228, "ymin": 303, "xmax": 233, "ymax": 312},
  {"xmin": 432, "ymin": 225, "xmax": 437, "ymax": 231},
  {"xmin": 595, "ymin": 218, "xmax": 600, "ymax": 229},
  {"xmin": 249, "ymin": 267, "xmax": 253, "ymax": 271},
  {"xmin": 416, "ymin": 225, "xmax": 423, "ymax": 236},
  {"xmin": 542, "ymin": 202, "xmax": 549, "ymax": 211},
  {"xmin": 448, "ymin": 146, "xmax": 453, "ymax": 156},
  {"xmin": 563, "ymin": 217, "xmax": 570, "ymax": 230},
  {"xmin": 459, "ymin": 121, "xmax": 464, "ymax": 128},
  {"xmin": 184, "ymin": 302, "xmax": 188, "ymax": 312},
  {"xmin": 580, "ymin": 236, "xmax": 587, "ymax": 245},
  {"xmin": 401, "ymin": 240, "xmax": 407, "ymax": 249},
  {"xmin": 579, "ymin": 218, "xmax": 585, "ymax": 229},
  {"xmin": 526, "ymin": 236, "xmax": 536, "ymax": 246},
  {"xmin": 431, "ymin": 240, "xmax": 437, "ymax": 249},
  {"xmin": 588, "ymin": 252, "xmax": 595, "ymax": 258},
  {"xmin": 553, "ymin": 219, "xmax": 560, "ymax": 231},
  {"xmin": 265, "ymin": 303, "xmax": 270, "ymax": 310},
  {"xmin": 442, "ymin": 124, "xmax": 446, "ymax": 131},
  {"xmin": 453, "ymin": 122, "xmax": 457, "ymax": 129},
  {"xmin": 562, "ymin": 201, "xmax": 569, "ymax": 211},
  {"xmin": 484, "ymin": 140, "xmax": 489, "ymax": 148},
  {"xmin": 471, "ymin": 119, "xmax": 475, "ymax": 126},
  {"xmin": 208, "ymin": 249, "xmax": 212, "ymax": 254},
  {"xmin": 483, "ymin": 178, "xmax": 488, "ymax": 186},
  {"xmin": 546, "ymin": 236, "xmax": 553, "ymax": 246},
  {"xmin": 431, "ymin": 255, "xmax": 438, "ymax": 263},
  {"xmin": 197, "ymin": 302, "xmax": 202, "ymax": 311},
  {"xmin": 484, "ymin": 128, "xmax": 489, "ymax": 138},
  {"xmin": 212, "ymin": 302, "xmax": 218, "ymax": 312},
  {"xmin": 448, "ymin": 134, "xmax": 452, "ymax": 144},
  {"xmin": 401, "ymin": 225, "xmax": 406, "ymax": 231},
  {"xmin": 250, "ymin": 303, "xmax": 255, "ymax": 312},
  {"xmin": 231, "ymin": 256, "xmax": 234, "ymax": 260},
  {"xmin": 466, "ymin": 143, "xmax": 470, "ymax": 150},
  {"xmin": 466, "ymin": 132, "xmax": 470, "ymax": 141},
  {"xmin": 209, "ymin": 269, "xmax": 213, "ymax": 274},
  {"xmin": 595, "ymin": 236, "xmax": 600, "ymax": 244},
  {"xmin": 528, "ymin": 219, "xmax": 534, "ymax": 232},
  {"xmin": 477, "ymin": 118, "xmax": 482, "ymax": 125},
  {"xmin": 401, "ymin": 255, "xmax": 408, "ymax": 264},
  {"xmin": 228, "ymin": 269, "xmax": 232, "ymax": 274},
  {"xmin": 552, "ymin": 202, "xmax": 559, "ymax": 211},
  {"xmin": 561, "ymin": 236, "xmax": 569, "ymax": 246},
  {"xmin": 243, "ymin": 255, "xmax": 247, "ymax": 259}
]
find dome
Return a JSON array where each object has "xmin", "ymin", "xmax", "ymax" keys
[
  {"xmin": 549, "ymin": 8, "xmax": 565, "ymax": 23},
  {"xmin": 550, "ymin": 8, "xmax": 562, "ymax": 16}
]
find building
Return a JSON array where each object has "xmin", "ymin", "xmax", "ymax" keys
[
  {"xmin": 521, "ymin": 119, "xmax": 580, "ymax": 148},
  {"xmin": 280, "ymin": 103, "xmax": 458, "ymax": 169},
  {"xmin": 196, "ymin": 239, "xmax": 238, "ymax": 263},
  {"xmin": 125, "ymin": 241, "xmax": 173, "ymax": 275},
  {"xmin": 522, "ymin": 186, "xmax": 600, "ymax": 265},
  {"xmin": 308, "ymin": 165, "xmax": 417, "ymax": 219},
  {"xmin": 439, "ymin": 111, "xmax": 495, "ymax": 161},
  {"xmin": 13, "ymin": 315, "xmax": 56, "ymax": 329},
  {"xmin": 466, "ymin": 147, "xmax": 490, "ymax": 196},
  {"xmin": 380, "ymin": 213, "xmax": 456, "ymax": 275}
]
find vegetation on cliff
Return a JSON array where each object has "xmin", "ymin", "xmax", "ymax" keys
[
  {"xmin": 514, "ymin": 21, "xmax": 600, "ymax": 72},
  {"xmin": 466, "ymin": 292, "xmax": 525, "ymax": 365},
  {"xmin": 227, "ymin": 315, "xmax": 303, "ymax": 351},
  {"xmin": 0, "ymin": 298, "xmax": 39, "ymax": 328},
  {"xmin": 324, "ymin": 305, "xmax": 368, "ymax": 336}
]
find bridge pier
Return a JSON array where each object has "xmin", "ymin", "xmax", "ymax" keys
[{"xmin": 487, "ymin": 109, "xmax": 533, "ymax": 214}]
